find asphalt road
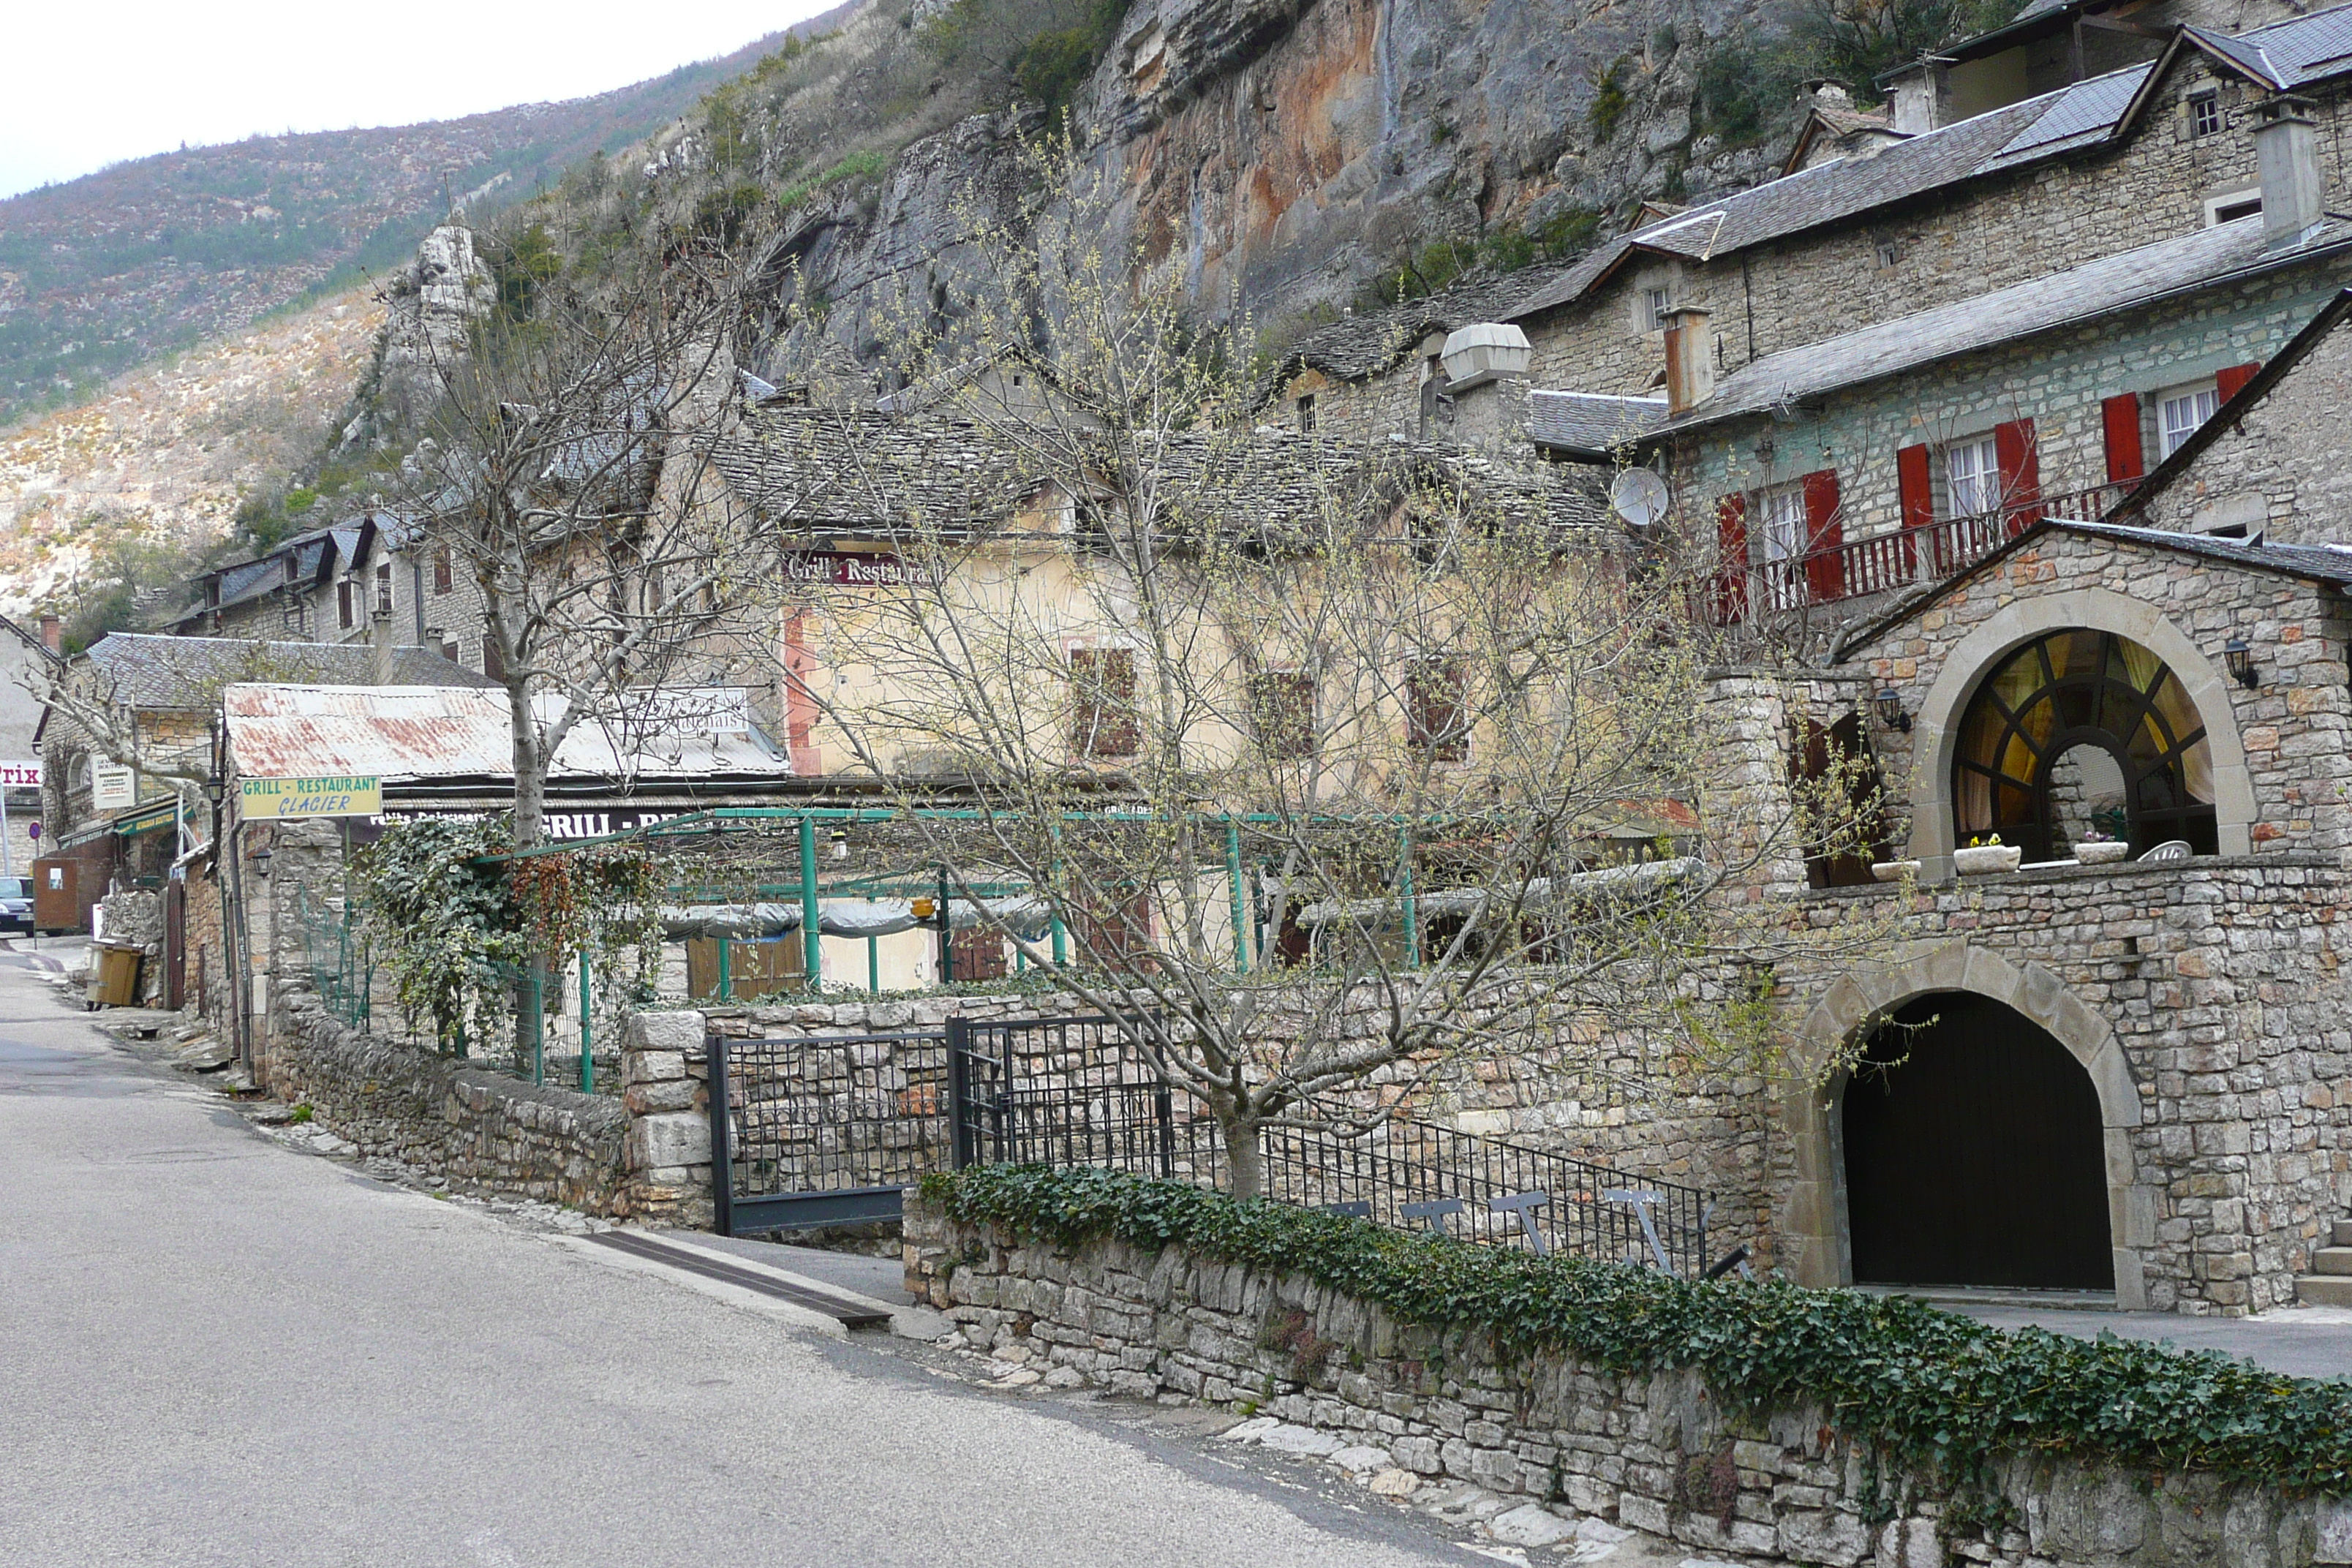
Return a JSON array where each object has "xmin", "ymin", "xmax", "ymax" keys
[{"xmin": 0, "ymin": 957, "xmax": 1469, "ymax": 1568}]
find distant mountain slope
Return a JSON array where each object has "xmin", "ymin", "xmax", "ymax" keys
[
  {"xmin": 0, "ymin": 5, "xmax": 855, "ymax": 428},
  {"xmin": 0, "ymin": 287, "xmax": 382, "ymax": 616}
]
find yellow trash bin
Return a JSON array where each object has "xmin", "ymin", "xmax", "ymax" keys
[{"xmin": 93, "ymin": 943, "xmax": 142, "ymax": 1008}]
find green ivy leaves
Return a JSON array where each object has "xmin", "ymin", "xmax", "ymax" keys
[{"xmin": 927, "ymin": 1166, "xmax": 2352, "ymax": 1498}]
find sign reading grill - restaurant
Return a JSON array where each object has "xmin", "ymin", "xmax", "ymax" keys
[
  {"xmin": 241, "ymin": 775, "xmax": 383, "ymax": 820},
  {"xmin": 782, "ymin": 551, "xmax": 940, "ymax": 587}
]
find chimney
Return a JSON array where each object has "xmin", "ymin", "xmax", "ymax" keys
[
  {"xmin": 1438, "ymin": 323, "xmax": 1535, "ymax": 453},
  {"xmin": 1663, "ymin": 306, "xmax": 1715, "ymax": 415},
  {"xmin": 2254, "ymin": 95, "xmax": 2325, "ymax": 246},
  {"xmin": 1886, "ymin": 58, "xmax": 1950, "ymax": 135},
  {"xmin": 370, "ymin": 604, "xmax": 396, "ymax": 686},
  {"xmin": 37, "ymin": 614, "xmax": 60, "ymax": 654}
]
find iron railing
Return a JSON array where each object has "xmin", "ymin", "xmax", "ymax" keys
[{"xmin": 710, "ymin": 1029, "xmax": 955, "ymax": 1232}]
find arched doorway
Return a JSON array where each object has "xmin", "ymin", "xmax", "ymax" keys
[
  {"xmin": 1843, "ymin": 992, "xmax": 2114, "ymax": 1291},
  {"xmin": 1951, "ymin": 628, "xmax": 2218, "ymax": 862}
]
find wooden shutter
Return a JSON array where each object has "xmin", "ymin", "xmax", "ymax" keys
[
  {"xmin": 1801, "ymin": 468, "xmax": 1844, "ymax": 603},
  {"xmin": 1405, "ymin": 658, "xmax": 1468, "ymax": 761},
  {"xmin": 1993, "ymin": 418, "xmax": 2042, "ymax": 534},
  {"xmin": 2101, "ymin": 393, "xmax": 2145, "ymax": 483},
  {"xmin": 433, "ymin": 548, "xmax": 453, "ymax": 595},
  {"xmin": 1714, "ymin": 494, "xmax": 1749, "ymax": 623},
  {"xmin": 1071, "ymin": 647, "xmax": 1139, "ymax": 758},
  {"xmin": 1895, "ymin": 443, "xmax": 1932, "ymax": 576},
  {"xmin": 2215, "ymin": 361, "xmax": 2260, "ymax": 403},
  {"xmin": 337, "ymin": 581, "xmax": 354, "ymax": 630}
]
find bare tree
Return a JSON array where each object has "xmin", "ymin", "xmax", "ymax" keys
[
  {"xmin": 732, "ymin": 144, "xmax": 1899, "ymax": 1197},
  {"xmin": 399, "ymin": 228, "xmax": 777, "ymax": 851}
]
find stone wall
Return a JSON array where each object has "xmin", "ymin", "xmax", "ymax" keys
[
  {"xmin": 905, "ymin": 1196, "xmax": 2342, "ymax": 1568},
  {"xmin": 257, "ymin": 973, "xmax": 632, "ymax": 1211},
  {"xmin": 2130, "ymin": 306, "xmax": 2352, "ymax": 541}
]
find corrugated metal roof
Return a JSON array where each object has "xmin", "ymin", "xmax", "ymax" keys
[{"xmin": 222, "ymin": 685, "xmax": 788, "ymax": 784}]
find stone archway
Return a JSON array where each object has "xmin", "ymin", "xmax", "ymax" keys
[
  {"xmin": 1783, "ymin": 939, "xmax": 2152, "ymax": 1308},
  {"xmin": 1902, "ymin": 587, "xmax": 2255, "ymax": 875}
]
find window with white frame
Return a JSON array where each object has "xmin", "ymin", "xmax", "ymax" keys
[
  {"xmin": 2157, "ymin": 381, "xmax": 2220, "ymax": 458},
  {"xmin": 1945, "ymin": 434, "xmax": 2002, "ymax": 516},
  {"xmin": 1645, "ymin": 286, "xmax": 1672, "ymax": 332},
  {"xmin": 1756, "ymin": 482, "xmax": 1808, "ymax": 564}
]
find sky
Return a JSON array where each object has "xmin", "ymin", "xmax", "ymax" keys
[{"xmin": 1, "ymin": 0, "xmax": 843, "ymax": 200}]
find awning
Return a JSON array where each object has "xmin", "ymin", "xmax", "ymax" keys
[{"xmin": 1297, "ymin": 857, "xmax": 1708, "ymax": 928}]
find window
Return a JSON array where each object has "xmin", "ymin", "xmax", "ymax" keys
[
  {"xmin": 478, "ymin": 636, "xmax": 501, "ymax": 678},
  {"xmin": 1404, "ymin": 657, "xmax": 1468, "ymax": 762},
  {"xmin": 1874, "ymin": 238, "xmax": 1901, "ymax": 269},
  {"xmin": 1755, "ymin": 483, "xmax": 1808, "ymax": 565},
  {"xmin": 1945, "ymin": 434, "xmax": 2002, "ymax": 516},
  {"xmin": 374, "ymin": 564, "xmax": 393, "ymax": 614},
  {"xmin": 2188, "ymin": 90, "xmax": 2222, "ymax": 138},
  {"xmin": 1246, "ymin": 670, "xmax": 1316, "ymax": 759},
  {"xmin": 336, "ymin": 581, "xmax": 354, "ymax": 630},
  {"xmin": 1644, "ymin": 286, "xmax": 1672, "ymax": 332},
  {"xmin": 1068, "ymin": 647, "xmax": 1139, "ymax": 758},
  {"xmin": 433, "ymin": 548, "xmax": 452, "ymax": 595},
  {"xmin": 1296, "ymin": 393, "xmax": 1316, "ymax": 434},
  {"xmin": 2204, "ymin": 189, "xmax": 2261, "ymax": 226},
  {"xmin": 2157, "ymin": 382, "xmax": 2220, "ymax": 458}
]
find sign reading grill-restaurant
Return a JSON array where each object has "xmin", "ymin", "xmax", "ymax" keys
[
  {"xmin": 241, "ymin": 775, "xmax": 383, "ymax": 820},
  {"xmin": 782, "ymin": 551, "xmax": 940, "ymax": 587}
]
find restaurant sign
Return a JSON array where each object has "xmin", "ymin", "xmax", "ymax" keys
[
  {"xmin": 241, "ymin": 775, "xmax": 383, "ymax": 820},
  {"xmin": 783, "ymin": 551, "xmax": 939, "ymax": 587}
]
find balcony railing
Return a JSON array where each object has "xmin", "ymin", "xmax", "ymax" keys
[{"xmin": 1733, "ymin": 480, "xmax": 2137, "ymax": 619}]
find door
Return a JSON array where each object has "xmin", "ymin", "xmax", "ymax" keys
[
  {"xmin": 164, "ymin": 880, "xmax": 186, "ymax": 1010},
  {"xmin": 1842, "ymin": 992, "xmax": 2113, "ymax": 1290}
]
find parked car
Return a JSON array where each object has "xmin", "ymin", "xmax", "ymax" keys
[{"xmin": 0, "ymin": 875, "xmax": 31, "ymax": 934}]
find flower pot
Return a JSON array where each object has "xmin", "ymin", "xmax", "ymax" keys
[
  {"xmin": 1869, "ymin": 861, "xmax": 1922, "ymax": 882},
  {"xmin": 2074, "ymin": 840, "xmax": 2129, "ymax": 865},
  {"xmin": 1953, "ymin": 845, "xmax": 2022, "ymax": 876}
]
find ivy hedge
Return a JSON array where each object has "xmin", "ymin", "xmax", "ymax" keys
[{"xmin": 924, "ymin": 1165, "xmax": 2352, "ymax": 1500}]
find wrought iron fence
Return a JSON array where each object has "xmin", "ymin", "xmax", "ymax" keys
[
  {"xmin": 710, "ymin": 1029, "xmax": 955, "ymax": 1232},
  {"xmin": 942, "ymin": 1014, "xmax": 1724, "ymax": 1277}
]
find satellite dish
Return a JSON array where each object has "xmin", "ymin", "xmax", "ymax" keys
[{"xmin": 1610, "ymin": 467, "xmax": 1670, "ymax": 527}]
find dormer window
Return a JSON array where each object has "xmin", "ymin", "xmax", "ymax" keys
[{"xmin": 2189, "ymin": 90, "xmax": 2223, "ymax": 138}]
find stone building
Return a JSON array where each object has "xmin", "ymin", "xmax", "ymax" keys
[{"xmin": 1718, "ymin": 519, "xmax": 2352, "ymax": 1313}]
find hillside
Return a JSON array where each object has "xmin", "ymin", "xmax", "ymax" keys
[
  {"xmin": 0, "ymin": 287, "xmax": 382, "ymax": 618},
  {"xmin": 0, "ymin": 6, "xmax": 856, "ymax": 428}
]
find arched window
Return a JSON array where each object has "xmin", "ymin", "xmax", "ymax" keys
[{"xmin": 1952, "ymin": 629, "xmax": 2217, "ymax": 861}]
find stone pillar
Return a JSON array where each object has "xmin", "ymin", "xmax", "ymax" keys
[{"xmin": 621, "ymin": 1009, "xmax": 714, "ymax": 1226}]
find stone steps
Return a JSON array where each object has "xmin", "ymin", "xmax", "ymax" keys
[{"xmin": 2293, "ymin": 1221, "xmax": 2352, "ymax": 1306}]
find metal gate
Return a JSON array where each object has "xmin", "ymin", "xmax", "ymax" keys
[
  {"xmin": 707, "ymin": 1028, "xmax": 954, "ymax": 1235},
  {"xmin": 709, "ymin": 1014, "xmax": 1728, "ymax": 1276}
]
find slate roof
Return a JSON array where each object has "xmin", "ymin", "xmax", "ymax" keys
[
  {"xmin": 1648, "ymin": 216, "xmax": 2352, "ymax": 435},
  {"xmin": 716, "ymin": 407, "xmax": 1612, "ymax": 535},
  {"xmin": 1273, "ymin": 260, "xmax": 1586, "ymax": 386},
  {"xmin": 80, "ymin": 633, "xmax": 502, "ymax": 711},
  {"xmin": 2177, "ymin": 7, "xmax": 2352, "ymax": 89},
  {"xmin": 1527, "ymin": 392, "xmax": 1667, "ymax": 456}
]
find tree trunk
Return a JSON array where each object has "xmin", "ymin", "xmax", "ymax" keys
[
  {"xmin": 1220, "ymin": 1112, "xmax": 1264, "ymax": 1201},
  {"xmin": 509, "ymin": 670, "xmax": 543, "ymax": 849}
]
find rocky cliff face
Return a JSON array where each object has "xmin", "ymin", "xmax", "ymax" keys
[{"xmin": 703, "ymin": 0, "xmax": 1785, "ymax": 370}]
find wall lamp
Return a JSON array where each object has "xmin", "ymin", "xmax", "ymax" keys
[
  {"xmin": 1873, "ymin": 687, "xmax": 1912, "ymax": 733},
  {"xmin": 2223, "ymin": 638, "xmax": 2259, "ymax": 690}
]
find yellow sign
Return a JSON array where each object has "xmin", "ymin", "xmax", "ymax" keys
[{"xmin": 240, "ymin": 775, "xmax": 383, "ymax": 820}]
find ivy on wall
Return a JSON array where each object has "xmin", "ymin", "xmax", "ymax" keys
[{"xmin": 927, "ymin": 1166, "xmax": 2352, "ymax": 1501}]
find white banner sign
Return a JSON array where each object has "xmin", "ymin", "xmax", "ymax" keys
[
  {"xmin": 92, "ymin": 765, "xmax": 137, "ymax": 810},
  {"xmin": 0, "ymin": 760, "xmax": 41, "ymax": 788}
]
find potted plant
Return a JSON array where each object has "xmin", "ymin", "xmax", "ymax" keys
[
  {"xmin": 1953, "ymin": 833, "xmax": 2022, "ymax": 875},
  {"xmin": 1869, "ymin": 859, "xmax": 1923, "ymax": 882},
  {"xmin": 2074, "ymin": 827, "xmax": 2128, "ymax": 865}
]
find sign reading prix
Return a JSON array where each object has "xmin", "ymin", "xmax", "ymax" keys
[
  {"xmin": 782, "ymin": 551, "xmax": 941, "ymax": 588},
  {"xmin": 241, "ymin": 775, "xmax": 383, "ymax": 821}
]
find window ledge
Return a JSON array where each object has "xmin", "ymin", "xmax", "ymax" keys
[{"xmin": 1801, "ymin": 849, "xmax": 2337, "ymax": 900}]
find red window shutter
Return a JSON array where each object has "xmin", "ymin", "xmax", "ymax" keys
[
  {"xmin": 2101, "ymin": 393, "xmax": 2145, "ymax": 483},
  {"xmin": 2216, "ymin": 361, "xmax": 2260, "ymax": 402},
  {"xmin": 1802, "ymin": 468, "xmax": 1844, "ymax": 603},
  {"xmin": 1895, "ymin": 443, "xmax": 1931, "ymax": 577},
  {"xmin": 1714, "ymin": 494, "xmax": 1749, "ymax": 623},
  {"xmin": 1993, "ymin": 418, "xmax": 2043, "ymax": 534}
]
